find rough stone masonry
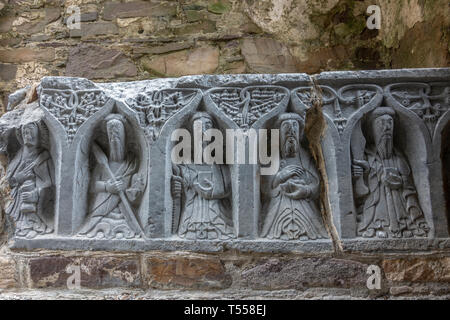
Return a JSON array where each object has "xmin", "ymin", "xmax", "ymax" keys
[
  {"xmin": 0, "ymin": 69, "xmax": 449, "ymax": 299},
  {"xmin": 0, "ymin": 0, "xmax": 449, "ymax": 300}
]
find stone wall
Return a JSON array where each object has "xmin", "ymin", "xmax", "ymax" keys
[
  {"xmin": 0, "ymin": 0, "xmax": 449, "ymax": 300},
  {"xmin": 1, "ymin": 0, "xmax": 449, "ymax": 113}
]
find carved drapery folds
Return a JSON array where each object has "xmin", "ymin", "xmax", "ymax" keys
[{"xmin": 0, "ymin": 69, "xmax": 449, "ymax": 251}]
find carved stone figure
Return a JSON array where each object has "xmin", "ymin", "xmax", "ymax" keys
[
  {"xmin": 6, "ymin": 122, "xmax": 54, "ymax": 239},
  {"xmin": 79, "ymin": 114, "xmax": 145, "ymax": 239},
  {"xmin": 352, "ymin": 107, "xmax": 430, "ymax": 238},
  {"xmin": 261, "ymin": 113, "xmax": 328, "ymax": 240},
  {"xmin": 171, "ymin": 112, "xmax": 235, "ymax": 240}
]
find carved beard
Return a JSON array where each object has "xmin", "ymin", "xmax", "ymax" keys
[
  {"xmin": 376, "ymin": 135, "xmax": 393, "ymax": 159},
  {"xmin": 283, "ymin": 136, "xmax": 298, "ymax": 158},
  {"xmin": 109, "ymin": 137, "xmax": 125, "ymax": 162}
]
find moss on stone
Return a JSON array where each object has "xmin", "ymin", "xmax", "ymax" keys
[{"xmin": 207, "ymin": 1, "xmax": 230, "ymax": 15}]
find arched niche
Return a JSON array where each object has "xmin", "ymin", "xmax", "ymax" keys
[
  {"xmin": 138, "ymin": 88, "xmax": 202, "ymax": 238},
  {"xmin": 73, "ymin": 101, "xmax": 149, "ymax": 239},
  {"xmin": 348, "ymin": 101, "xmax": 433, "ymax": 238},
  {"xmin": 4, "ymin": 118, "xmax": 57, "ymax": 237},
  {"xmin": 167, "ymin": 106, "xmax": 235, "ymax": 239}
]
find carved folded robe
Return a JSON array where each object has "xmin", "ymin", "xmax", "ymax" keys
[
  {"xmin": 261, "ymin": 153, "xmax": 328, "ymax": 240},
  {"xmin": 177, "ymin": 164, "xmax": 235, "ymax": 240},
  {"xmin": 357, "ymin": 147, "xmax": 429, "ymax": 237},
  {"xmin": 6, "ymin": 149, "xmax": 54, "ymax": 238},
  {"xmin": 79, "ymin": 156, "xmax": 139, "ymax": 239}
]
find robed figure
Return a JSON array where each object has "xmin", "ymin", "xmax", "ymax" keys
[
  {"xmin": 79, "ymin": 114, "xmax": 145, "ymax": 239},
  {"xmin": 171, "ymin": 112, "xmax": 235, "ymax": 240},
  {"xmin": 352, "ymin": 107, "xmax": 429, "ymax": 238},
  {"xmin": 6, "ymin": 122, "xmax": 54, "ymax": 238},
  {"xmin": 261, "ymin": 113, "xmax": 328, "ymax": 240}
]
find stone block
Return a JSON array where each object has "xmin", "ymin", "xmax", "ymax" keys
[
  {"xmin": 103, "ymin": 1, "xmax": 177, "ymax": 20},
  {"xmin": 0, "ymin": 256, "xmax": 17, "ymax": 289},
  {"xmin": 382, "ymin": 257, "xmax": 450, "ymax": 282},
  {"xmin": 0, "ymin": 48, "xmax": 55, "ymax": 63},
  {"xmin": 65, "ymin": 44, "xmax": 137, "ymax": 79},
  {"xmin": 145, "ymin": 254, "xmax": 231, "ymax": 289},
  {"xmin": 27, "ymin": 255, "xmax": 141, "ymax": 289},
  {"xmin": 240, "ymin": 257, "xmax": 369, "ymax": 290}
]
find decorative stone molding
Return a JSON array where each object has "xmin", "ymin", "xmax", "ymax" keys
[{"xmin": 0, "ymin": 69, "xmax": 449, "ymax": 253}]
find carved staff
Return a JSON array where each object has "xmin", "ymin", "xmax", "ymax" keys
[
  {"xmin": 351, "ymin": 120, "xmax": 369, "ymax": 197},
  {"xmin": 172, "ymin": 164, "xmax": 182, "ymax": 234},
  {"xmin": 92, "ymin": 142, "xmax": 145, "ymax": 237}
]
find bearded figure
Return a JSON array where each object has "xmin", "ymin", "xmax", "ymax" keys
[
  {"xmin": 79, "ymin": 114, "xmax": 145, "ymax": 239},
  {"xmin": 171, "ymin": 112, "xmax": 235, "ymax": 240},
  {"xmin": 6, "ymin": 122, "xmax": 54, "ymax": 239},
  {"xmin": 261, "ymin": 113, "xmax": 328, "ymax": 240},
  {"xmin": 352, "ymin": 107, "xmax": 429, "ymax": 238}
]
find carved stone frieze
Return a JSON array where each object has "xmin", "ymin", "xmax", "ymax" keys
[{"xmin": 0, "ymin": 69, "xmax": 448, "ymax": 252}]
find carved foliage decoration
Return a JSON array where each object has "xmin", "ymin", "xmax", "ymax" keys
[
  {"xmin": 293, "ymin": 85, "xmax": 382, "ymax": 136},
  {"xmin": 40, "ymin": 89, "xmax": 108, "ymax": 144},
  {"xmin": 386, "ymin": 83, "xmax": 450, "ymax": 138},
  {"xmin": 125, "ymin": 89, "xmax": 200, "ymax": 141},
  {"xmin": 207, "ymin": 86, "xmax": 288, "ymax": 130}
]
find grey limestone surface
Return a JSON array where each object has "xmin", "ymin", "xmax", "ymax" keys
[{"xmin": 0, "ymin": 68, "xmax": 449, "ymax": 253}]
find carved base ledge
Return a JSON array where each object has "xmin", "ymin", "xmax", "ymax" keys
[{"xmin": 9, "ymin": 237, "xmax": 334, "ymax": 253}]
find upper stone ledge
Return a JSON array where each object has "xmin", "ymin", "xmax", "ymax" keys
[{"xmin": 37, "ymin": 68, "xmax": 450, "ymax": 103}]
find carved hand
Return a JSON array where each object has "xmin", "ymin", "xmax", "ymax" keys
[
  {"xmin": 14, "ymin": 169, "xmax": 34, "ymax": 185},
  {"xmin": 352, "ymin": 160, "xmax": 369, "ymax": 177},
  {"xmin": 194, "ymin": 179, "xmax": 213, "ymax": 198},
  {"xmin": 21, "ymin": 190, "xmax": 38, "ymax": 203},
  {"xmin": 106, "ymin": 179, "xmax": 126, "ymax": 194},
  {"xmin": 171, "ymin": 175, "xmax": 183, "ymax": 197},
  {"xmin": 285, "ymin": 182, "xmax": 310, "ymax": 199},
  {"xmin": 279, "ymin": 165, "xmax": 303, "ymax": 182}
]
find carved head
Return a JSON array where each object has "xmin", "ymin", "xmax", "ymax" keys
[
  {"xmin": 105, "ymin": 114, "xmax": 126, "ymax": 161},
  {"xmin": 368, "ymin": 107, "xmax": 396, "ymax": 159},
  {"xmin": 22, "ymin": 122, "xmax": 40, "ymax": 148},
  {"xmin": 191, "ymin": 112, "xmax": 214, "ymax": 134},
  {"xmin": 277, "ymin": 113, "xmax": 304, "ymax": 158}
]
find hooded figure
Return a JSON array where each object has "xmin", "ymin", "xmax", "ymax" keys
[
  {"xmin": 79, "ymin": 114, "xmax": 144, "ymax": 239},
  {"xmin": 352, "ymin": 107, "xmax": 429, "ymax": 238},
  {"xmin": 171, "ymin": 112, "xmax": 235, "ymax": 240},
  {"xmin": 261, "ymin": 113, "xmax": 328, "ymax": 240},
  {"xmin": 6, "ymin": 122, "xmax": 54, "ymax": 239}
]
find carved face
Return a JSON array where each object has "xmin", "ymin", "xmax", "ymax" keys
[
  {"xmin": 280, "ymin": 119, "xmax": 302, "ymax": 158},
  {"xmin": 372, "ymin": 114, "xmax": 394, "ymax": 159},
  {"xmin": 22, "ymin": 123, "xmax": 39, "ymax": 147},
  {"xmin": 194, "ymin": 116, "xmax": 213, "ymax": 134},
  {"xmin": 107, "ymin": 119, "xmax": 125, "ymax": 161}
]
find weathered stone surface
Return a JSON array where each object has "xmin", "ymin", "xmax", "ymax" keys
[
  {"xmin": 141, "ymin": 46, "xmax": 219, "ymax": 76},
  {"xmin": 0, "ymin": 48, "xmax": 55, "ymax": 63},
  {"xmin": 133, "ymin": 42, "xmax": 193, "ymax": 56},
  {"xmin": 15, "ymin": 8, "xmax": 60, "ymax": 34},
  {"xmin": 0, "ymin": 15, "xmax": 15, "ymax": 33},
  {"xmin": 103, "ymin": 1, "xmax": 177, "ymax": 20},
  {"xmin": 382, "ymin": 257, "xmax": 450, "ymax": 282},
  {"xmin": 240, "ymin": 257, "xmax": 369, "ymax": 290},
  {"xmin": 0, "ymin": 64, "xmax": 18, "ymax": 82},
  {"xmin": 0, "ymin": 69, "xmax": 448, "ymax": 253},
  {"xmin": 241, "ymin": 38, "xmax": 298, "ymax": 73},
  {"xmin": 65, "ymin": 45, "xmax": 137, "ymax": 79},
  {"xmin": 0, "ymin": 256, "xmax": 16, "ymax": 289},
  {"xmin": 145, "ymin": 254, "xmax": 231, "ymax": 289},
  {"xmin": 390, "ymin": 285, "xmax": 413, "ymax": 296},
  {"xmin": 69, "ymin": 22, "xmax": 119, "ymax": 38},
  {"xmin": 63, "ymin": 12, "xmax": 98, "ymax": 24},
  {"xmin": 27, "ymin": 255, "xmax": 141, "ymax": 289}
]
